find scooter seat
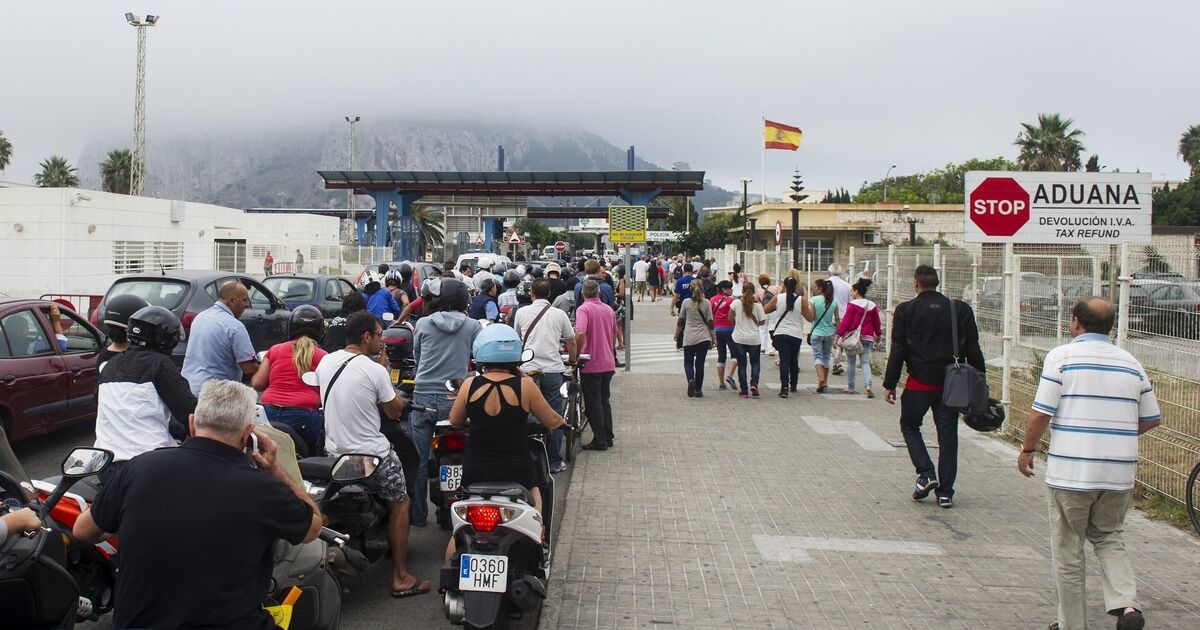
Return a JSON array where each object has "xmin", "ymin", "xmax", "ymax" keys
[
  {"xmin": 298, "ymin": 456, "xmax": 336, "ymax": 480},
  {"xmin": 463, "ymin": 482, "xmax": 532, "ymax": 504}
]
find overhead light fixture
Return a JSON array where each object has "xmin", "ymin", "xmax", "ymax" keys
[
  {"xmin": 145, "ymin": 14, "xmax": 158, "ymax": 24},
  {"xmin": 125, "ymin": 12, "xmax": 136, "ymax": 23}
]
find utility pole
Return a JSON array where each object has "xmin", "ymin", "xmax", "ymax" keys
[
  {"xmin": 345, "ymin": 116, "xmax": 360, "ymax": 242},
  {"xmin": 740, "ymin": 177, "xmax": 753, "ymax": 251},
  {"xmin": 126, "ymin": 13, "xmax": 159, "ymax": 196}
]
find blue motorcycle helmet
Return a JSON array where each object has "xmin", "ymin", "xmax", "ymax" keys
[{"xmin": 472, "ymin": 324, "xmax": 524, "ymax": 365}]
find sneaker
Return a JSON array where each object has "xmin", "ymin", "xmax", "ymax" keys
[
  {"xmin": 549, "ymin": 462, "xmax": 568, "ymax": 474},
  {"xmin": 718, "ymin": 384, "xmax": 728, "ymax": 391},
  {"xmin": 789, "ymin": 385, "xmax": 798, "ymax": 393},
  {"xmin": 1117, "ymin": 609, "xmax": 1144, "ymax": 630},
  {"xmin": 725, "ymin": 376, "xmax": 737, "ymax": 389},
  {"xmin": 687, "ymin": 379, "xmax": 696, "ymax": 398},
  {"xmin": 937, "ymin": 496, "xmax": 953, "ymax": 509},
  {"xmin": 778, "ymin": 389, "xmax": 788, "ymax": 398},
  {"xmin": 912, "ymin": 476, "xmax": 939, "ymax": 500},
  {"xmin": 695, "ymin": 390, "xmax": 704, "ymax": 398},
  {"xmin": 738, "ymin": 392, "xmax": 749, "ymax": 399},
  {"xmin": 750, "ymin": 386, "xmax": 760, "ymax": 397}
]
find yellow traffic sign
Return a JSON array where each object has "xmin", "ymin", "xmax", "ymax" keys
[{"xmin": 608, "ymin": 205, "xmax": 647, "ymax": 243}]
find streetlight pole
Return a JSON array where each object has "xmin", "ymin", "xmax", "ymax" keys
[
  {"xmin": 892, "ymin": 204, "xmax": 925, "ymax": 245},
  {"xmin": 345, "ymin": 116, "xmax": 360, "ymax": 242},
  {"xmin": 126, "ymin": 13, "xmax": 158, "ymax": 196},
  {"xmin": 882, "ymin": 164, "xmax": 896, "ymax": 203},
  {"xmin": 740, "ymin": 177, "xmax": 753, "ymax": 251}
]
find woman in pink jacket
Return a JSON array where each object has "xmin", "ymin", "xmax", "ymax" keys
[{"xmin": 834, "ymin": 278, "xmax": 882, "ymax": 397}]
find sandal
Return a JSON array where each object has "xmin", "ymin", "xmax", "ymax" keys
[
  {"xmin": 816, "ymin": 384, "xmax": 827, "ymax": 393},
  {"xmin": 866, "ymin": 389, "xmax": 875, "ymax": 398},
  {"xmin": 390, "ymin": 579, "xmax": 431, "ymax": 599}
]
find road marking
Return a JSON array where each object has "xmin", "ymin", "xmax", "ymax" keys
[
  {"xmin": 801, "ymin": 415, "xmax": 893, "ymax": 451},
  {"xmin": 753, "ymin": 535, "xmax": 944, "ymax": 563}
]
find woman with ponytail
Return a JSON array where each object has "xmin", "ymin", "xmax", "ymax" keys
[
  {"xmin": 763, "ymin": 271, "xmax": 811, "ymax": 397},
  {"xmin": 729, "ymin": 283, "xmax": 766, "ymax": 397},
  {"xmin": 252, "ymin": 305, "xmax": 328, "ymax": 455}
]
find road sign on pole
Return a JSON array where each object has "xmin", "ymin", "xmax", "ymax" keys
[
  {"xmin": 775, "ymin": 220, "xmax": 782, "ymax": 253},
  {"xmin": 554, "ymin": 240, "xmax": 567, "ymax": 253},
  {"xmin": 608, "ymin": 205, "xmax": 647, "ymax": 244}
]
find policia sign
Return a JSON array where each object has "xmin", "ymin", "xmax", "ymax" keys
[{"xmin": 964, "ymin": 172, "xmax": 1151, "ymax": 244}]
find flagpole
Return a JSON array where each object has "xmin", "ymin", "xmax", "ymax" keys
[{"xmin": 760, "ymin": 111, "xmax": 766, "ymax": 205}]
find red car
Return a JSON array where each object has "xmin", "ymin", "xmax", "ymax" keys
[{"xmin": 0, "ymin": 299, "xmax": 103, "ymax": 442}]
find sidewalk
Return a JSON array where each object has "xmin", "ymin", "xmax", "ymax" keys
[{"xmin": 542, "ymin": 295, "xmax": 1200, "ymax": 629}]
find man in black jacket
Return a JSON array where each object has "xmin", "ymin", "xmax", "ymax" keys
[{"xmin": 883, "ymin": 265, "xmax": 986, "ymax": 508}]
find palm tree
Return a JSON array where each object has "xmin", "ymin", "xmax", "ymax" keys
[
  {"xmin": 99, "ymin": 149, "xmax": 133, "ymax": 194},
  {"xmin": 0, "ymin": 131, "xmax": 12, "ymax": 172},
  {"xmin": 1014, "ymin": 113, "xmax": 1086, "ymax": 171},
  {"xmin": 410, "ymin": 206, "xmax": 445, "ymax": 250},
  {"xmin": 33, "ymin": 155, "xmax": 80, "ymax": 188},
  {"xmin": 1179, "ymin": 124, "xmax": 1200, "ymax": 179}
]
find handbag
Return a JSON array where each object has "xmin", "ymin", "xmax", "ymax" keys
[
  {"xmin": 806, "ymin": 299, "xmax": 832, "ymax": 346},
  {"xmin": 675, "ymin": 306, "xmax": 686, "ymax": 349},
  {"xmin": 942, "ymin": 297, "xmax": 989, "ymax": 415},
  {"xmin": 835, "ymin": 304, "xmax": 870, "ymax": 356}
]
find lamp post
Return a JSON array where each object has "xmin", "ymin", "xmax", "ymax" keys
[
  {"xmin": 882, "ymin": 164, "xmax": 897, "ymax": 203},
  {"xmin": 345, "ymin": 116, "xmax": 360, "ymax": 242},
  {"xmin": 740, "ymin": 177, "xmax": 753, "ymax": 251},
  {"xmin": 673, "ymin": 165, "xmax": 692, "ymax": 234},
  {"xmin": 125, "ymin": 13, "xmax": 159, "ymax": 196},
  {"xmin": 788, "ymin": 170, "xmax": 807, "ymax": 269},
  {"xmin": 893, "ymin": 204, "xmax": 925, "ymax": 245},
  {"xmin": 747, "ymin": 218, "xmax": 758, "ymax": 252}
]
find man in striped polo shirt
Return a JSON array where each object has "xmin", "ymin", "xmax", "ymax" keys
[{"xmin": 1019, "ymin": 297, "xmax": 1159, "ymax": 630}]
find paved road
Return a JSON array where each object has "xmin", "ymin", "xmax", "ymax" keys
[{"xmin": 13, "ymin": 415, "xmax": 574, "ymax": 630}]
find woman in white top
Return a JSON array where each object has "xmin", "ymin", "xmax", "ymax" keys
[
  {"xmin": 764, "ymin": 272, "xmax": 814, "ymax": 398},
  {"xmin": 729, "ymin": 284, "xmax": 766, "ymax": 397},
  {"xmin": 756, "ymin": 274, "xmax": 776, "ymax": 356}
]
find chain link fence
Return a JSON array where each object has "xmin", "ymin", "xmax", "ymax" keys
[{"xmin": 713, "ymin": 241, "xmax": 1200, "ymax": 507}]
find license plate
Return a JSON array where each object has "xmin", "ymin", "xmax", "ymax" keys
[
  {"xmin": 439, "ymin": 465, "xmax": 462, "ymax": 491},
  {"xmin": 459, "ymin": 553, "xmax": 508, "ymax": 593},
  {"xmin": 390, "ymin": 368, "xmax": 400, "ymax": 385}
]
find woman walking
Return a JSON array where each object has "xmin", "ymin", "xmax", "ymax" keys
[
  {"xmin": 677, "ymin": 279, "xmax": 716, "ymax": 397},
  {"xmin": 757, "ymin": 274, "xmax": 775, "ymax": 356},
  {"xmin": 835, "ymin": 278, "xmax": 882, "ymax": 397},
  {"xmin": 808, "ymin": 279, "xmax": 840, "ymax": 393},
  {"xmin": 729, "ymin": 284, "xmax": 766, "ymax": 398},
  {"xmin": 710, "ymin": 281, "xmax": 737, "ymax": 391},
  {"xmin": 764, "ymin": 272, "xmax": 810, "ymax": 397}
]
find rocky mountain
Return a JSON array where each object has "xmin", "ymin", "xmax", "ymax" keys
[{"xmin": 79, "ymin": 120, "xmax": 734, "ymax": 212}]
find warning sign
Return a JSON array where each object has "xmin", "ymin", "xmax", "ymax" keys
[{"xmin": 608, "ymin": 205, "xmax": 647, "ymax": 243}]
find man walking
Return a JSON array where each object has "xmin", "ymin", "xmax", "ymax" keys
[
  {"xmin": 632, "ymin": 255, "xmax": 649, "ymax": 302},
  {"xmin": 670, "ymin": 263, "xmax": 694, "ymax": 317},
  {"xmin": 827, "ymin": 263, "xmax": 852, "ymax": 376},
  {"xmin": 575, "ymin": 280, "xmax": 616, "ymax": 451},
  {"xmin": 295, "ymin": 248, "xmax": 305, "ymax": 273},
  {"xmin": 1019, "ymin": 297, "xmax": 1158, "ymax": 630},
  {"xmin": 514, "ymin": 278, "xmax": 578, "ymax": 472},
  {"xmin": 883, "ymin": 265, "xmax": 984, "ymax": 508},
  {"xmin": 263, "ymin": 251, "xmax": 274, "ymax": 277}
]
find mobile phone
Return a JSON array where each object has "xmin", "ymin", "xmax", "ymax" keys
[{"xmin": 246, "ymin": 432, "xmax": 259, "ymax": 455}]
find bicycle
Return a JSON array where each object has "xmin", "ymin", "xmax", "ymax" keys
[
  {"xmin": 1187, "ymin": 458, "xmax": 1200, "ymax": 535},
  {"xmin": 561, "ymin": 353, "xmax": 591, "ymax": 463}
]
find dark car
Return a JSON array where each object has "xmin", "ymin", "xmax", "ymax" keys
[
  {"xmin": 0, "ymin": 299, "xmax": 104, "ymax": 442},
  {"xmin": 1144, "ymin": 281, "xmax": 1200, "ymax": 338},
  {"xmin": 93, "ymin": 271, "xmax": 292, "ymax": 366},
  {"xmin": 263, "ymin": 273, "xmax": 357, "ymax": 318}
]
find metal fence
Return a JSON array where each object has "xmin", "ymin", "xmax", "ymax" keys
[{"xmin": 713, "ymin": 241, "xmax": 1200, "ymax": 507}]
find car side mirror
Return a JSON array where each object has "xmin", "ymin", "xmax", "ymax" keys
[
  {"xmin": 330, "ymin": 454, "xmax": 380, "ymax": 483},
  {"xmin": 61, "ymin": 448, "xmax": 113, "ymax": 478}
]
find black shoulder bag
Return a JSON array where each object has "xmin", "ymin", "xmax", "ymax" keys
[
  {"xmin": 942, "ymin": 298, "xmax": 989, "ymax": 415},
  {"xmin": 322, "ymin": 353, "xmax": 362, "ymax": 410},
  {"xmin": 806, "ymin": 300, "xmax": 832, "ymax": 346}
]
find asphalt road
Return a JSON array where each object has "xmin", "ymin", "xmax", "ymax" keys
[{"xmin": 13, "ymin": 421, "xmax": 569, "ymax": 630}]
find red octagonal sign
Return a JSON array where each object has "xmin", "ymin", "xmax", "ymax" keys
[{"xmin": 969, "ymin": 177, "xmax": 1030, "ymax": 237}]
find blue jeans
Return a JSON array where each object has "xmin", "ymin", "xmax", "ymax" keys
[
  {"xmin": 683, "ymin": 341, "xmax": 711, "ymax": 390},
  {"xmin": 845, "ymin": 341, "xmax": 874, "ymax": 391},
  {"xmin": 810, "ymin": 334, "xmax": 834, "ymax": 367},
  {"xmin": 899, "ymin": 388, "xmax": 959, "ymax": 498},
  {"xmin": 530, "ymin": 371, "xmax": 566, "ymax": 468},
  {"xmin": 263, "ymin": 406, "xmax": 324, "ymax": 456},
  {"xmin": 774, "ymin": 334, "xmax": 802, "ymax": 389},
  {"xmin": 409, "ymin": 391, "xmax": 454, "ymax": 524},
  {"xmin": 730, "ymin": 341, "xmax": 761, "ymax": 393}
]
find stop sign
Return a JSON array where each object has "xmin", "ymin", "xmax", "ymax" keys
[
  {"xmin": 554, "ymin": 240, "xmax": 566, "ymax": 253},
  {"xmin": 969, "ymin": 177, "xmax": 1030, "ymax": 237}
]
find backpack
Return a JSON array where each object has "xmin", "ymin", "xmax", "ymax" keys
[
  {"xmin": 672, "ymin": 265, "xmax": 684, "ymax": 281},
  {"xmin": 701, "ymin": 278, "xmax": 718, "ymax": 299}
]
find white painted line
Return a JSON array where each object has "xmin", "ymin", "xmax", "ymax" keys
[
  {"xmin": 801, "ymin": 415, "xmax": 893, "ymax": 451},
  {"xmin": 754, "ymin": 535, "xmax": 944, "ymax": 563}
]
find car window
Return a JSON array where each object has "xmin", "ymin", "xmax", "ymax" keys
[
  {"xmin": 0, "ymin": 310, "xmax": 53, "ymax": 358},
  {"xmin": 265, "ymin": 277, "xmax": 316, "ymax": 301},
  {"xmin": 339, "ymin": 279, "xmax": 356, "ymax": 296},
  {"xmin": 245, "ymin": 281, "xmax": 274, "ymax": 310},
  {"xmin": 108, "ymin": 279, "xmax": 189, "ymax": 310},
  {"xmin": 40, "ymin": 307, "xmax": 100, "ymax": 353}
]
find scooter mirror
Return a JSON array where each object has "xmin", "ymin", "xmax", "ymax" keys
[
  {"xmin": 559, "ymin": 383, "xmax": 570, "ymax": 398},
  {"xmin": 255, "ymin": 350, "xmax": 267, "ymax": 362},
  {"xmin": 445, "ymin": 379, "xmax": 457, "ymax": 392},
  {"xmin": 301, "ymin": 371, "xmax": 319, "ymax": 387},
  {"xmin": 60, "ymin": 448, "xmax": 114, "ymax": 478},
  {"xmin": 520, "ymin": 348, "xmax": 535, "ymax": 363},
  {"xmin": 330, "ymin": 454, "xmax": 381, "ymax": 483},
  {"xmin": 382, "ymin": 312, "xmax": 395, "ymax": 322}
]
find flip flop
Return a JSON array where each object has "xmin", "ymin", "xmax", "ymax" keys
[{"xmin": 391, "ymin": 580, "xmax": 431, "ymax": 599}]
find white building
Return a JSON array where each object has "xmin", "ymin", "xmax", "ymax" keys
[{"xmin": 0, "ymin": 187, "xmax": 341, "ymax": 299}]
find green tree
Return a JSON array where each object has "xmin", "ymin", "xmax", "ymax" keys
[
  {"xmin": 662, "ymin": 197, "xmax": 698, "ymax": 233},
  {"xmin": 409, "ymin": 206, "xmax": 445, "ymax": 249},
  {"xmin": 99, "ymin": 148, "xmax": 133, "ymax": 194},
  {"xmin": 0, "ymin": 131, "xmax": 12, "ymax": 172},
  {"xmin": 1014, "ymin": 113, "xmax": 1086, "ymax": 171},
  {"xmin": 1179, "ymin": 124, "xmax": 1200, "ymax": 179},
  {"xmin": 677, "ymin": 212, "xmax": 732, "ymax": 255},
  {"xmin": 512, "ymin": 217, "xmax": 561, "ymax": 250},
  {"xmin": 1151, "ymin": 178, "xmax": 1200, "ymax": 226},
  {"xmin": 1084, "ymin": 154, "xmax": 1102, "ymax": 172},
  {"xmin": 33, "ymin": 155, "xmax": 80, "ymax": 187},
  {"xmin": 852, "ymin": 157, "xmax": 1017, "ymax": 204}
]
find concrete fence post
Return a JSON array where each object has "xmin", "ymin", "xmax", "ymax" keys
[
  {"xmin": 1117, "ymin": 242, "xmax": 1131, "ymax": 349},
  {"xmin": 1002, "ymin": 242, "xmax": 1015, "ymax": 407},
  {"xmin": 884, "ymin": 244, "xmax": 896, "ymax": 361}
]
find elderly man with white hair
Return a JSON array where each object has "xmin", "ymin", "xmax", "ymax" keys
[
  {"xmin": 827, "ymin": 263, "xmax": 853, "ymax": 376},
  {"xmin": 74, "ymin": 380, "xmax": 321, "ymax": 630}
]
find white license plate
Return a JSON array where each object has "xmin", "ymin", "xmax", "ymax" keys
[
  {"xmin": 439, "ymin": 465, "xmax": 462, "ymax": 492},
  {"xmin": 459, "ymin": 553, "xmax": 508, "ymax": 593}
]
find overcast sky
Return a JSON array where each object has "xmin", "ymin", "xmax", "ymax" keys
[{"xmin": 2, "ymin": 0, "xmax": 1197, "ymax": 196}]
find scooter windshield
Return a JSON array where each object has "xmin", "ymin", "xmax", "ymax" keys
[{"xmin": 0, "ymin": 424, "xmax": 31, "ymax": 486}]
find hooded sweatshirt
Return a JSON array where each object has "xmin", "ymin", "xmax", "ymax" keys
[
  {"xmin": 363, "ymin": 281, "xmax": 400, "ymax": 322},
  {"xmin": 413, "ymin": 311, "xmax": 483, "ymax": 396}
]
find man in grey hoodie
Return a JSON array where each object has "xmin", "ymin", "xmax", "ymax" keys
[{"xmin": 410, "ymin": 278, "xmax": 481, "ymax": 526}]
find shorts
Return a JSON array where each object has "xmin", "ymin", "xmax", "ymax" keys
[
  {"xmin": 367, "ymin": 450, "xmax": 408, "ymax": 503},
  {"xmin": 634, "ymin": 280, "xmax": 647, "ymax": 293}
]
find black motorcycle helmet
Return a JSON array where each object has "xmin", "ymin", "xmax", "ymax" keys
[
  {"xmin": 963, "ymin": 398, "xmax": 1006, "ymax": 432},
  {"xmin": 127, "ymin": 306, "xmax": 183, "ymax": 355},
  {"xmin": 502, "ymin": 270, "xmax": 522, "ymax": 289},
  {"xmin": 396, "ymin": 262, "xmax": 413, "ymax": 282},
  {"xmin": 288, "ymin": 305, "xmax": 325, "ymax": 342},
  {"xmin": 102, "ymin": 294, "xmax": 150, "ymax": 339},
  {"xmin": 422, "ymin": 278, "xmax": 470, "ymax": 312}
]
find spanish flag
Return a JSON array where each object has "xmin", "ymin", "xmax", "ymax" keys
[{"xmin": 764, "ymin": 119, "xmax": 802, "ymax": 151}]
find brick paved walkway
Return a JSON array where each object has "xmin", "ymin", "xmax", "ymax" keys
[{"xmin": 542, "ymin": 296, "xmax": 1200, "ymax": 630}]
